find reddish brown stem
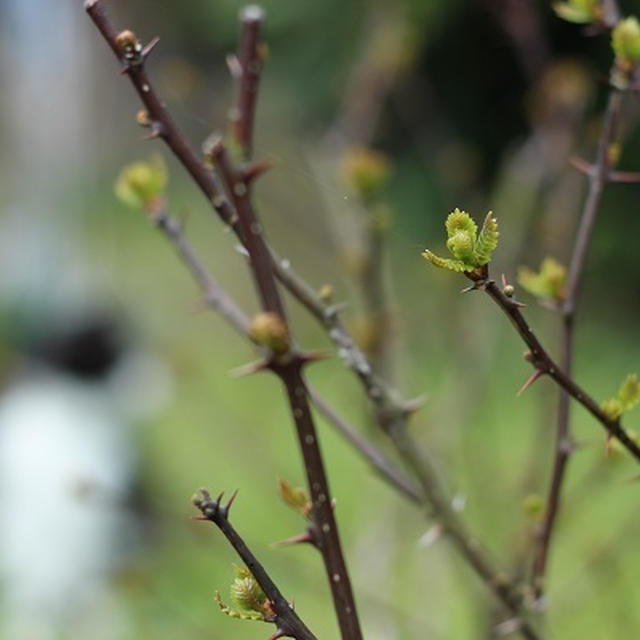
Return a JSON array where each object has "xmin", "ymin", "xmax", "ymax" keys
[
  {"xmin": 482, "ymin": 278, "xmax": 640, "ymax": 461},
  {"xmin": 193, "ymin": 489, "xmax": 317, "ymax": 640},
  {"xmin": 231, "ymin": 5, "xmax": 265, "ymax": 159},
  {"xmin": 210, "ymin": 137, "xmax": 362, "ymax": 639},
  {"xmin": 532, "ymin": 87, "xmax": 625, "ymax": 595}
]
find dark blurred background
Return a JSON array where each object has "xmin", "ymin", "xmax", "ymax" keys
[{"xmin": 1, "ymin": 1, "xmax": 640, "ymax": 638}]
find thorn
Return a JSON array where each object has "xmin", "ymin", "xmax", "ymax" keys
[
  {"xmin": 299, "ymin": 350, "xmax": 332, "ymax": 366},
  {"xmin": 271, "ymin": 529, "xmax": 316, "ymax": 549},
  {"xmin": 226, "ymin": 53, "xmax": 242, "ymax": 79},
  {"xmin": 243, "ymin": 159, "xmax": 275, "ymax": 184},
  {"xmin": 517, "ymin": 369, "xmax": 545, "ymax": 396},
  {"xmin": 403, "ymin": 394, "xmax": 428, "ymax": 417},
  {"xmin": 511, "ymin": 299, "xmax": 527, "ymax": 308},
  {"xmin": 461, "ymin": 283, "xmax": 479, "ymax": 293},
  {"xmin": 119, "ymin": 63, "xmax": 132, "ymax": 75},
  {"xmin": 141, "ymin": 122, "xmax": 164, "ymax": 140},
  {"xmin": 223, "ymin": 489, "xmax": 239, "ymax": 516},
  {"xmin": 609, "ymin": 170, "xmax": 640, "ymax": 183},
  {"xmin": 215, "ymin": 491, "xmax": 225, "ymax": 506},
  {"xmin": 325, "ymin": 301, "xmax": 349, "ymax": 317},
  {"xmin": 418, "ymin": 524, "xmax": 443, "ymax": 548},
  {"xmin": 570, "ymin": 156, "xmax": 596, "ymax": 177},
  {"xmin": 605, "ymin": 432, "xmax": 614, "ymax": 457},
  {"xmin": 268, "ymin": 629, "xmax": 287, "ymax": 640},
  {"xmin": 501, "ymin": 273, "xmax": 508, "ymax": 289},
  {"xmin": 141, "ymin": 36, "xmax": 160, "ymax": 59},
  {"xmin": 230, "ymin": 359, "xmax": 270, "ymax": 377},
  {"xmin": 494, "ymin": 617, "xmax": 523, "ymax": 637},
  {"xmin": 234, "ymin": 243, "xmax": 250, "ymax": 258},
  {"xmin": 189, "ymin": 515, "xmax": 208, "ymax": 521}
]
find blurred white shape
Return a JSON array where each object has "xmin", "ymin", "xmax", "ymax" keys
[{"xmin": 0, "ymin": 368, "xmax": 135, "ymax": 639}]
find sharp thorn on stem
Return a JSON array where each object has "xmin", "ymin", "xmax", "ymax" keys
[
  {"xmin": 142, "ymin": 36, "xmax": 160, "ymax": 59},
  {"xmin": 223, "ymin": 489, "xmax": 239, "ymax": 516},
  {"xmin": 230, "ymin": 359, "xmax": 270, "ymax": 377},
  {"xmin": 517, "ymin": 369, "xmax": 545, "ymax": 396}
]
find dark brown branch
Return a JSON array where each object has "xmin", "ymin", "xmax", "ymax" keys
[
  {"xmin": 148, "ymin": 201, "xmax": 419, "ymax": 508},
  {"xmin": 230, "ymin": 5, "xmax": 265, "ymax": 159},
  {"xmin": 480, "ymin": 278, "xmax": 640, "ymax": 461},
  {"xmin": 85, "ymin": 4, "xmax": 536, "ymax": 633},
  {"xmin": 192, "ymin": 489, "xmax": 317, "ymax": 640},
  {"xmin": 209, "ymin": 137, "xmax": 362, "ymax": 640},
  {"xmin": 531, "ymin": 88, "xmax": 625, "ymax": 596},
  {"xmin": 308, "ymin": 388, "xmax": 421, "ymax": 504}
]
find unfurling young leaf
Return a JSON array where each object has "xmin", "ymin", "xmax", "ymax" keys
[
  {"xmin": 553, "ymin": 0, "xmax": 601, "ymax": 24},
  {"xmin": 517, "ymin": 257, "xmax": 566, "ymax": 302},
  {"xmin": 215, "ymin": 565, "xmax": 276, "ymax": 623},
  {"xmin": 115, "ymin": 154, "xmax": 167, "ymax": 209},
  {"xmin": 601, "ymin": 373, "xmax": 640, "ymax": 420},
  {"xmin": 278, "ymin": 478, "xmax": 312, "ymax": 519},
  {"xmin": 422, "ymin": 208, "xmax": 499, "ymax": 273},
  {"xmin": 473, "ymin": 212, "xmax": 499, "ymax": 267}
]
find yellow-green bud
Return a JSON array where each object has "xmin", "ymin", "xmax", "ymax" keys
[
  {"xmin": 612, "ymin": 17, "xmax": 640, "ymax": 72},
  {"xmin": 249, "ymin": 312, "xmax": 290, "ymax": 354},
  {"xmin": 114, "ymin": 155, "xmax": 167, "ymax": 210},
  {"xmin": 115, "ymin": 29, "xmax": 139, "ymax": 51},
  {"xmin": 340, "ymin": 147, "xmax": 391, "ymax": 201}
]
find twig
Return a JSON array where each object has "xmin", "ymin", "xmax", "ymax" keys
[
  {"xmin": 149, "ymin": 202, "xmax": 419, "ymax": 507},
  {"xmin": 531, "ymin": 87, "xmax": 625, "ymax": 595},
  {"xmin": 308, "ymin": 388, "xmax": 421, "ymax": 503},
  {"xmin": 229, "ymin": 5, "xmax": 265, "ymax": 159},
  {"xmin": 85, "ymin": 4, "xmax": 538, "ymax": 633},
  {"xmin": 207, "ymin": 137, "xmax": 363, "ymax": 640},
  {"xmin": 83, "ymin": 0, "xmax": 410, "ymax": 441},
  {"xmin": 192, "ymin": 489, "xmax": 317, "ymax": 640},
  {"xmin": 390, "ymin": 427, "xmax": 541, "ymax": 640},
  {"xmin": 477, "ymin": 277, "xmax": 640, "ymax": 461}
]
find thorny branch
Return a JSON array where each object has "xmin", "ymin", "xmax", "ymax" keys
[
  {"xmin": 192, "ymin": 489, "xmax": 317, "ymax": 640},
  {"xmin": 149, "ymin": 202, "xmax": 418, "ymax": 501},
  {"xmin": 532, "ymin": 85, "xmax": 625, "ymax": 595},
  {"xmin": 86, "ymin": 1, "xmax": 540, "ymax": 635},
  {"xmin": 206, "ymin": 134, "xmax": 363, "ymax": 637},
  {"xmin": 474, "ymin": 277, "xmax": 640, "ymax": 462}
]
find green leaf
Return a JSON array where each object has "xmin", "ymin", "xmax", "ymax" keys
[
  {"xmin": 421, "ymin": 250, "xmax": 469, "ymax": 272},
  {"xmin": 473, "ymin": 211, "xmax": 499, "ymax": 266}
]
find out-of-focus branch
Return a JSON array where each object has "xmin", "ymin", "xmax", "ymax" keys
[
  {"xmin": 476, "ymin": 277, "xmax": 640, "ymax": 462},
  {"xmin": 192, "ymin": 489, "xmax": 317, "ymax": 640},
  {"xmin": 86, "ymin": 4, "xmax": 539, "ymax": 634},
  {"xmin": 229, "ymin": 5, "xmax": 265, "ymax": 160},
  {"xmin": 149, "ymin": 200, "xmax": 419, "ymax": 505},
  {"xmin": 532, "ymin": 86, "xmax": 625, "ymax": 597}
]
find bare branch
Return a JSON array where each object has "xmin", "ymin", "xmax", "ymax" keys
[{"xmin": 192, "ymin": 489, "xmax": 317, "ymax": 640}]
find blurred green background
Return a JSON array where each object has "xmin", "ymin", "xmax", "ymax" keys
[{"xmin": 1, "ymin": 0, "xmax": 640, "ymax": 638}]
